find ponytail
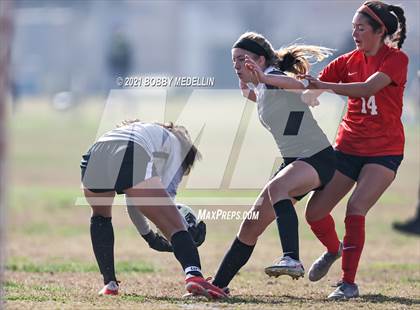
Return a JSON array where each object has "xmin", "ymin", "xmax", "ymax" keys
[
  {"xmin": 233, "ymin": 32, "xmax": 333, "ymax": 76},
  {"xmin": 388, "ymin": 5, "xmax": 406, "ymax": 49},
  {"xmin": 274, "ymin": 45, "xmax": 333, "ymax": 76}
]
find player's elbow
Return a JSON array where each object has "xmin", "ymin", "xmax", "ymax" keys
[{"xmin": 359, "ymin": 83, "xmax": 377, "ymax": 98}]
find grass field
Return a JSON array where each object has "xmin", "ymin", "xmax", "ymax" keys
[{"xmin": 3, "ymin": 98, "xmax": 420, "ymax": 309}]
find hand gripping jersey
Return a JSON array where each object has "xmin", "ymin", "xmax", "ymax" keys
[
  {"xmin": 248, "ymin": 66, "xmax": 330, "ymax": 159},
  {"xmin": 319, "ymin": 44, "xmax": 408, "ymax": 156}
]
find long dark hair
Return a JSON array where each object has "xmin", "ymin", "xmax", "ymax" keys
[{"xmin": 360, "ymin": 1, "xmax": 406, "ymax": 49}]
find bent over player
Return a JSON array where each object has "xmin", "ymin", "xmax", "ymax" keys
[{"xmin": 80, "ymin": 120, "xmax": 226, "ymax": 299}]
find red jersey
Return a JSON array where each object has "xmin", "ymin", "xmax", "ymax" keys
[{"xmin": 319, "ymin": 44, "xmax": 408, "ymax": 156}]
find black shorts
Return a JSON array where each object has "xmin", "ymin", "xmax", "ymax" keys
[
  {"xmin": 335, "ymin": 150, "xmax": 403, "ymax": 181},
  {"xmin": 80, "ymin": 140, "xmax": 156, "ymax": 194},
  {"xmin": 272, "ymin": 146, "xmax": 336, "ymax": 200}
]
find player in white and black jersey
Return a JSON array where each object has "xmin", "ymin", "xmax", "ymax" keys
[
  {"xmin": 211, "ymin": 32, "xmax": 335, "ymax": 293},
  {"xmin": 120, "ymin": 124, "xmax": 205, "ymax": 252},
  {"xmin": 80, "ymin": 121, "xmax": 226, "ymax": 299}
]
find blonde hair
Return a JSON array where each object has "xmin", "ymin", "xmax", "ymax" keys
[
  {"xmin": 117, "ymin": 119, "xmax": 201, "ymax": 176},
  {"xmin": 156, "ymin": 122, "xmax": 202, "ymax": 175},
  {"xmin": 234, "ymin": 32, "xmax": 334, "ymax": 77}
]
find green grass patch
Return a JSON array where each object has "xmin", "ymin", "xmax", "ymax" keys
[
  {"xmin": 116, "ymin": 261, "xmax": 155, "ymax": 273},
  {"xmin": 121, "ymin": 294, "xmax": 147, "ymax": 302},
  {"xmin": 3, "ymin": 281, "xmax": 24, "ymax": 290},
  {"xmin": 6, "ymin": 294, "xmax": 66, "ymax": 302},
  {"xmin": 370, "ymin": 262, "xmax": 420, "ymax": 271},
  {"xmin": 5, "ymin": 281, "xmax": 66, "ymax": 294},
  {"xmin": 376, "ymin": 191, "xmax": 414, "ymax": 206},
  {"xmin": 14, "ymin": 222, "xmax": 142, "ymax": 237},
  {"xmin": 30, "ymin": 284, "xmax": 66, "ymax": 293},
  {"xmin": 9, "ymin": 187, "xmax": 82, "ymax": 212},
  {"xmin": 401, "ymin": 277, "xmax": 420, "ymax": 284},
  {"xmin": 6, "ymin": 257, "xmax": 155, "ymax": 273},
  {"xmin": 20, "ymin": 222, "xmax": 86, "ymax": 237}
]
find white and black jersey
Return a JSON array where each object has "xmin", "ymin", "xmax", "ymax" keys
[
  {"xmin": 248, "ymin": 66, "xmax": 330, "ymax": 159},
  {"xmin": 81, "ymin": 122, "xmax": 189, "ymax": 240},
  {"xmin": 97, "ymin": 122, "xmax": 184, "ymax": 191}
]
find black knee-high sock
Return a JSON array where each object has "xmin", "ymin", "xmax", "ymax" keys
[
  {"xmin": 90, "ymin": 216, "xmax": 116, "ymax": 284},
  {"xmin": 212, "ymin": 237, "xmax": 255, "ymax": 288},
  {"xmin": 171, "ymin": 230, "xmax": 203, "ymax": 277},
  {"xmin": 273, "ymin": 199, "xmax": 299, "ymax": 260}
]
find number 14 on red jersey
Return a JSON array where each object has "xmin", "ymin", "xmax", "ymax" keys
[{"xmin": 361, "ymin": 96, "xmax": 378, "ymax": 115}]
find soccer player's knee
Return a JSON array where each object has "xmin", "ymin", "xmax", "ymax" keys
[
  {"xmin": 347, "ymin": 197, "xmax": 369, "ymax": 215},
  {"xmin": 239, "ymin": 219, "xmax": 262, "ymax": 239},
  {"xmin": 305, "ymin": 207, "xmax": 317, "ymax": 222},
  {"xmin": 91, "ymin": 206, "xmax": 112, "ymax": 218},
  {"xmin": 267, "ymin": 181, "xmax": 288, "ymax": 204}
]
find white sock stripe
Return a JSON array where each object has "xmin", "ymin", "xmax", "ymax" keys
[
  {"xmin": 342, "ymin": 246, "xmax": 357, "ymax": 251},
  {"xmin": 185, "ymin": 266, "xmax": 201, "ymax": 274}
]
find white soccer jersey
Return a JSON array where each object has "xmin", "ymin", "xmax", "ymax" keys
[{"xmin": 97, "ymin": 122, "xmax": 184, "ymax": 189}]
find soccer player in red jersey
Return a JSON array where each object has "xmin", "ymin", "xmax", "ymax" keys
[{"xmin": 301, "ymin": 1, "xmax": 408, "ymax": 300}]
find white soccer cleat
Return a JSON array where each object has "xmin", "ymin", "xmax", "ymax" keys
[
  {"xmin": 98, "ymin": 280, "xmax": 119, "ymax": 296},
  {"xmin": 264, "ymin": 256, "xmax": 304, "ymax": 280}
]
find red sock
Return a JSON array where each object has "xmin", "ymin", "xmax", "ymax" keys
[
  {"xmin": 308, "ymin": 214, "xmax": 340, "ymax": 254},
  {"xmin": 342, "ymin": 215, "xmax": 365, "ymax": 284}
]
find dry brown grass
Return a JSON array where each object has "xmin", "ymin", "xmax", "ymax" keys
[{"xmin": 3, "ymin": 101, "xmax": 420, "ymax": 309}]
